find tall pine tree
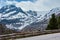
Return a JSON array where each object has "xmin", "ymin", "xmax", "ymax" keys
[
  {"xmin": 46, "ymin": 13, "xmax": 58, "ymax": 30},
  {"xmin": 57, "ymin": 16, "xmax": 60, "ymax": 29}
]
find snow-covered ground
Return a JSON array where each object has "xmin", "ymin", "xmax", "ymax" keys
[{"xmin": 15, "ymin": 33, "xmax": 60, "ymax": 40}]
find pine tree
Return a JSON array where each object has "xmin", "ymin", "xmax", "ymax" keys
[
  {"xmin": 57, "ymin": 16, "xmax": 60, "ymax": 29},
  {"xmin": 46, "ymin": 13, "xmax": 58, "ymax": 30}
]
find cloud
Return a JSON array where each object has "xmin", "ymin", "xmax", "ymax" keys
[
  {"xmin": 15, "ymin": 0, "xmax": 41, "ymax": 11},
  {"xmin": 16, "ymin": 0, "xmax": 47, "ymax": 11},
  {"xmin": 15, "ymin": 0, "xmax": 60, "ymax": 11},
  {"xmin": 0, "ymin": 0, "xmax": 60, "ymax": 11},
  {"xmin": 0, "ymin": 0, "xmax": 36, "ymax": 2},
  {"xmin": 0, "ymin": 0, "xmax": 36, "ymax": 8},
  {"xmin": 43, "ymin": 0, "xmax": 60, "ymax": 7},
  {"xmin": 0, "ymin": 0, "xmax": 17, "ymax": 7},
  {"xmin": 15, "ymin": 0, "xmax": 36, "ymax": 2}
]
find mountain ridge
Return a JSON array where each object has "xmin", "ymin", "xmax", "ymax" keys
[
  {"xmin": 0, "ymin": 5, "xmax": 60, "ymax": 31},
  {"xmin": 0, "ymin": 5, "xmax": 39, "ymax": 30}
]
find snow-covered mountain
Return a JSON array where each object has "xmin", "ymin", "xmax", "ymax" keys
[
  {"xmin": 21, "ymin": 7, "xmax": 60, "ymax": 32},
  {"xmin": 41, "ymin": 7, "xmax": 60, "ymax": 25},
  {"xmin": 0, "ymin": 5, "xmax": 42, "ymax": 30},
  {"xmin": 0, "ymin": 4, "xmax": 60, "ymax": 31},
  {"xmin": 44, "ymin": 7, "xmax": 60, "ymax": 19}
]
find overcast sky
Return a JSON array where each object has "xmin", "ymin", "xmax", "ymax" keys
[{"xmin": 0, "ymin": 0, "xmax": 60, "ymax": 11}]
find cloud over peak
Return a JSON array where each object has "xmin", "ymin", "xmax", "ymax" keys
[{"xmin": 0, "ymin": 0, "xmax": 60, "ymax": 11}]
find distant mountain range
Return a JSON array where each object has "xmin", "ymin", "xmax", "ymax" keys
[
  {"xmin": 21, "ymin": 7, "xmax": 60, "ymax": 32},
  {"xmin": 0, "ymin": 5, "xmax": 40, "ymax": 30},
  {"xmin": 0, "ymin": 5, "xmax": 60, "ymax": 31}
]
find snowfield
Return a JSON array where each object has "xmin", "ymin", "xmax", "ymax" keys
[{"xmin": 15, "ymin": 33, "xmax": 60, "ymax": 40}]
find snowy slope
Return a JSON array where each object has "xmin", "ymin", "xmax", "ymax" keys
[
  {"xmin": 21, "ymin": 7, "xmax": 60, "ymax": 32},
  {"xmin": 45, "ymin": 7, "xmax": 60, "ymax": 19},
  {"xmin": 0, "ymin": 5, "xmax": 42, "ymax": 30}
]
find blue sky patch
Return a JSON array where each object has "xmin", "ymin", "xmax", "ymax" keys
[
  {"xmin": 7, "ymin": 0, "xmax": 36, "ymax": 2},
  {"xmin": 15, "ymin": 0, "xmax": 36, "ymax": 2}
]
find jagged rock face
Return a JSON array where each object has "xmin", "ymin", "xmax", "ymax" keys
[{"xmin": 0, "ymin": 5, "xmax": 39, "ymax": 30}]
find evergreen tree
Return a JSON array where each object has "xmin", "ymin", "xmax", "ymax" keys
[
  {"xmin": 57, "ymin": 16, "xmax": 60, "ymax": 29},
  {"xmin": 46, "ymin": 13, "xmax": 58, "ymax": 30}
]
